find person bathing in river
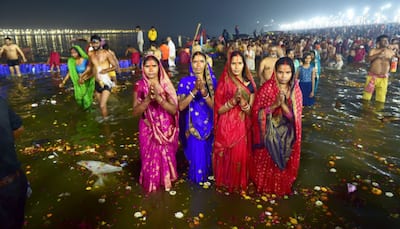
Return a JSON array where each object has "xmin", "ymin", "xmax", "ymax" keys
[{"xmin": 79, "ymin": 35, "xmax": 119, "ymax": 120}]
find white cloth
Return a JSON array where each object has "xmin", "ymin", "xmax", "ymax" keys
[
  {"xmin": 137, "ymin": 30, "xmax": 144, "ymax": 53},
  {"xmin": 98, "ymin": 67, "xmax": 114, "ymax": 88},
  {"xmin": 168, "ymin": 40, "xmax": 176, "ymax": 67},
  {"xmin": 244, "ymin": 49, "xmax": 255, "ymax": 71}
]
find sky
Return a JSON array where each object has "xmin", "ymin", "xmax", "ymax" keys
[{"xmin": 0, "ymin": 0, "xmax": 394, "ymax": 38}]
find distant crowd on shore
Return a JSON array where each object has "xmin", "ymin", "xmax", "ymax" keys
[{"xmin": 2, "ymin": 22, "xmax": 400, "ymax": 228}]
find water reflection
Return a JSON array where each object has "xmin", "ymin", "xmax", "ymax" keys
[
  {"xmin": 1, "ymin": 60, "xmax": 399, "ymax": 228},
  {"xmin": 11, "ymin": 33, "xmax": 136, "ymax": 62}
]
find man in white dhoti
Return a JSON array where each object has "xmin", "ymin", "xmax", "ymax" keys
[
  {"xmin": 167, "ymin": 37, "xmax": 176, "ymax": 67},
  {"xmin": 80, "ymin": 35, "xmax": 118, "ymax": 120},
  {"xmin": 136, "ymin": 26, "xmax": 144, "ymax": 53}
]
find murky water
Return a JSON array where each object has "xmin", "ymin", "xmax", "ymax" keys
[{"xmin": 1, "ymin": 61, "xmax": 399, "ymax": 228}]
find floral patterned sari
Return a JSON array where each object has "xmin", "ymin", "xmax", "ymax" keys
[{"xmin": 134, "ymin": 55, "xmax": 179, "ymax": 193}]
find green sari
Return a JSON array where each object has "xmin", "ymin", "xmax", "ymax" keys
[{"xmin": 68, "ymin": 45, "xmax": 95, "ymax": 110}]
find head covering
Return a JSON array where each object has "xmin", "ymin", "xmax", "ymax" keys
[
  {"xmin": 72, "ymin": 45, "xmax": 88, "ymax": 59},
  {"xmin": 189, "ymin": 52, "xmax": 216, "ymax": 98},
  {"xmin": 67, "ymin": 45, "xmax": 94, "ymax": 110},
  {"xmin": 252, "ymin": 57, "xmax": 303, "ymax": 170},
  {"xmin": 213, "ymin": 51, "xmax": 257, "ymax": 147},
  {"xmin": 139, "ymin": 54, "xmax": 179, "ymax": 144},
  {"xmin": 141, "ymin": 55, "xmax": 177, "ymax": 105},
  {"xmin": 215, "ymin": 51, "xmax": 256, "ymax": 115}
]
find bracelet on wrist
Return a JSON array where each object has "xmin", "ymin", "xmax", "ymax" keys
[
  {"xmin": 241, "ymin": 104, "xmax": 250, "ymax": 111},
  {"xmin": 189, "ymin": 91, "xmax": 196, "ymax": 98},
  {"xmin": 225, "ymin": 100, "xmax": 234, "ymax": 109},
  {"xmin": 202, "ymin": 93, "xmax": 209, "ymax": 99},
  {"xmin": 241, "ymin": 103, "xmax": 250, "ymax": 111}
]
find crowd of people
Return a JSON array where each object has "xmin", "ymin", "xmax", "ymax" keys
[{"xmin": 1, "ymin": 22, "xmax": 399, "ymax": 228}]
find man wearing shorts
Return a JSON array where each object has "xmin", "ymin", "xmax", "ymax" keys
[
  {"xmin": 0, "ymin": 37, "xmax": 27, "ymax": 77},
  {"xmin": 80, "ymin": 35, "xmax": 118, "ymax": 120},
  {"xmin": 362, "ymin": 35, "xmax": 397, "ymax": 104}
]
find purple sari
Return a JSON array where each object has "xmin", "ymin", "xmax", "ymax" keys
[
  {"xmin": 134, "ymin": 56, "xmax": 179, "ymax": 193},
  {"xmin": 177, "ymin": 63, "xmax": 217, "ymax": 183}
]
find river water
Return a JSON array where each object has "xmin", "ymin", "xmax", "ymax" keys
[
  {"xmin": 0, "ymin": 31, "xmax": 183, "ymax": 63},
  {"xmin": 0, "ymin": 59, "xmax": 399, "ymax": 228}
]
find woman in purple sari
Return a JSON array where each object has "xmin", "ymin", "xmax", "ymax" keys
[
  {"xmin": 133, "ymin": 55, "xmax": 179, "ymax": 193},
  {"xmin": 177, "ymin": 51, "xmax": 217, "ymax": 183}
]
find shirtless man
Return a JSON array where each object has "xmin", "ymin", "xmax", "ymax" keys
[
  {"xmin": 362, "ymin": 35, "xmax": 397, "ymax": 104},
  {"xmin": 0, "ymin": 37, "xmax": 27, "ymax": 77},
  {"xmin": 80, "ymin": 35, "xmax": 118, "ymax": 120},
  {"xmin": 258, "ymin": 45, "xmax": 278, "ymax": 85}
]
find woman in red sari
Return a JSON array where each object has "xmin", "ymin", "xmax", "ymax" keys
[
  {"xmin": 251, "ymin": 57, "xmax": 303, "ymax": 196},
  {"xmin": 213, "ymin": 51, "xmax": 257, "ymax": 193}
]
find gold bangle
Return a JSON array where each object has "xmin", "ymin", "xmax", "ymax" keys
[
  {"xmin": 224, "ymin": 102, "xmax": 230, "ymax": 109},
  {"xmin": 241, "ymin": 103, "xmax": 250, "ymax": 111},
  {"xmin": 225, "ymin": 100, "xmax": 233, "ymax": 109}
]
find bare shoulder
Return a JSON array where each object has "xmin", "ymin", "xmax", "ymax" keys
[
  {"xmin": 369, "ymin": 48, "xmax": 379, "ymax": 55},
  {"xmin": 259, "ymin": 57, "xmax": 267, "ymax": 66}
]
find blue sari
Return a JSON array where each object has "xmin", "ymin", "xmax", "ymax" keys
[
  {"xmin": 311, "ymin": 50, "xmax": 321, "ymax": 93},
  {"xmin": 177, "ymin": 64, "xmax": 217, "ymax": 183}
]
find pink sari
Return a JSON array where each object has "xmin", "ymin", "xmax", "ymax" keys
[{"xmin": 134, "ymin": 55, "xmax": 179, "ymax": 193}]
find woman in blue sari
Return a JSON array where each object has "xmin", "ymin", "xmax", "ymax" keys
[
  {"xmin": 177, "ymin": 51, "xmax": 217, "ymax": 183},
  {"xmin": 310, "ymin": 50, "xmax": 321, "ymax": 93}
]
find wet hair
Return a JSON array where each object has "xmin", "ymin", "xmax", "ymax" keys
[
  {"xmin": 4, "ymin": 37, "xmax": 11, "ymax": 41},
  {"xmin": 376, "ymin": 35, "xmax": 389, "ymax": 43},
  {"xmin": 90, "ymin": 34, "xmax": 101, "ymax": 42},
  {"xmin": 136, "ymin": 26, "xmax": 141, "ymax": 29}
]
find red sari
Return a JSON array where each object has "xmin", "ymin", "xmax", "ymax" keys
[
  {"xmin": 213, "ymin": 64, "xmax": 256, "ymax": 193},
  {"xmin": 251, "ymin": 74, "xmax": 303, "ymax": 196}
]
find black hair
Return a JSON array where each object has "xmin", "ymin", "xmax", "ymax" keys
[
  {"xmin": 302, "ymin": 52, "xmax": 312, "ymax": 62},
  {"xmin": 275, "ymin": 57, "xmax": 295, "ymax": 89},
  {"xmin": 70, "ymin": 47, "xmax": 82, "ymax": 57},
  {"xmin": 90, "ymin": 34, "xmax": 101, "ymax": 42},
  {"xmin": 285, "ymin": 48, "xmax": 294, "ymax": 56},
  {"xmin": 191, "ymin": 51, "xmax": 207, "ymax": 61},
  {"xmin": 191, "ymin": 51, "xmax": 207, "ymax": 76},
  {"xmin": 143, "ymin": 55, "xmax": 160, "ymax": 66},
  {"xmin": 229, "ymin": 50, "xmax": 250, "ymax": 82},
  {"xmin": 275, "ymin": 57, "xmax": 295, "ymax": 74},
  {"xmin": 4, "ymin": 37, "xmax": 11, "ymax": 41},
  {"xmin": 376, "ymin": 34, "xmax": 389, "ymax": 43}
]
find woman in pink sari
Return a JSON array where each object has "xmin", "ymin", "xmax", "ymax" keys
[
  {"xmin": 251, "ymin": 57, "xmax": 303, "ymax": 196},
  {"xmin": 132, "ymin": 55, "xmax": 179, "ymax": 193},
  {"xmin": 213, "ymin": 51, "xmax": 257, "ymax": 193}
]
